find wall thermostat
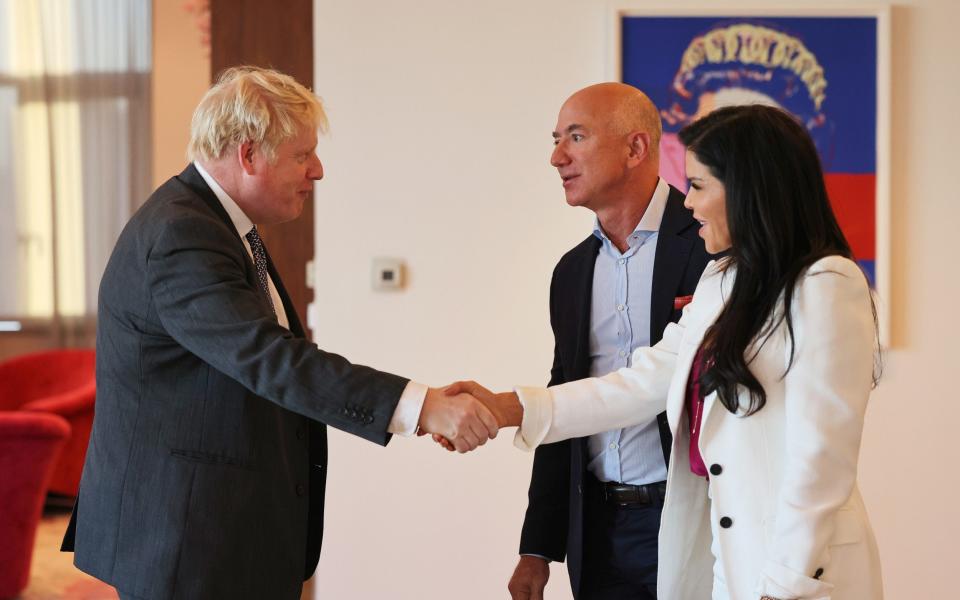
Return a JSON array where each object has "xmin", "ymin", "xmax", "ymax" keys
[{"xmin": 371, "ymin": 258, "xmax": 405, "ymax": 291}]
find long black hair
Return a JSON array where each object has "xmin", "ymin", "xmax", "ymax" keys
[{"xmin": 678, "ymin": 104, "xmax": 875, "ymax": 415}]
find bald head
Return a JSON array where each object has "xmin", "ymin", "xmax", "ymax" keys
[
  {"xmin": 563, "ymin": 83, "xmax": 662, "ymax": 151},
  {"xmin": 550, "ymin": 82, "xmax": 662, "ymax": 216}
]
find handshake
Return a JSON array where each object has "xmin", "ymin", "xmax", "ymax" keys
[{"xmin": 417, "ymin": 381, "xmax": 523, "ymax": 452}]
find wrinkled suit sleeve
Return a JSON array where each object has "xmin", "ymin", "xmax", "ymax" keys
[{"xmin": 146, "ymin": 211, "xmax": 408, "ymax": 445}]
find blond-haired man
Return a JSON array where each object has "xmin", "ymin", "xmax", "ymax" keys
[{"xmin": 61, "ymin": 67, "xmax": 497, "ymax": 600}]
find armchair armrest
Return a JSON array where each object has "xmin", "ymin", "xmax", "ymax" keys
[{"xmin": 21, "ymin": 382, "xmax": 95, "ymax": 418}]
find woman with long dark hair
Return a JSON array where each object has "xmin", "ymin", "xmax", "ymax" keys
[{"xmin": 452, "ymin": 105, "xmax": 883, "ymax": 599}]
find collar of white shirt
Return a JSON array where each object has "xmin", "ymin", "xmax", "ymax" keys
[
  {"xmin": 191, "ymin": 161, "xmax": 291, "ymax": 330},
  {"xmin": 193, "ymin": 161, "xmax": 255, "ymax": 239},
  {"xmin": 592, "ymin": 177, "xmax": 670, "ymax": 242}
]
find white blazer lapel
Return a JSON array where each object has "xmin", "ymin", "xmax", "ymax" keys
[
  {"xmin": 695, "ymin": 264, "xmax": 738, "ymax": 445},
  {"xmin": 665, "ymin": 277, "xmax": 727, "ymax": 433}
]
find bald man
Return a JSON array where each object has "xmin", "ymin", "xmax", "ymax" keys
[{"xmin": 507, "ymin": 84, "xmax": 712, "ymax": 600}]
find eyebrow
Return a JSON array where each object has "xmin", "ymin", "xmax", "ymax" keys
[{"xmin": 551, "ymin": 123, "xmax": 585, "ymax": 139}]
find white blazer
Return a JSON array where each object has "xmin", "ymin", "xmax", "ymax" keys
[{"xmin": 515, "ymin": 256, "xmax": 882, "ymax": 600}]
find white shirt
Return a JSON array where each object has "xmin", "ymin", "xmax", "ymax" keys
[
  {"xmin": 193, "ymin": 162, "xmax": 426, "ymax": 435},
  {"xmin": 586, "ymin": 177, "xmax": 670, "ymax": 484}
]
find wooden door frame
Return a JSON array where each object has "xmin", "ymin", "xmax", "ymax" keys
[{"xmin": 211, "ymin": 0, "xmax": 316, "ymax": 340}]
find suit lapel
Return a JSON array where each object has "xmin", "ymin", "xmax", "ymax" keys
[
  {"xmin": 175, "ymin": 164, "xmax": 306, "ymax": 339},
  {"xmin": 569, "ymin": 235, "xmax": 601, "ymax": 379},
  {"xmin": 664, "ymin": 263, "xmax": 727, "ymax": 432},
  {"xmin": 650, "ymin": 186, "xmax": 697, "ymax": 344},
  {"xmin": 665, "ymin": 311, "xmax": 717, "ymax": 433},
  {"xmin": 697, "ymin": 266, "xmax": 735, "ymax": 439},
  {"xmin": 563, "ymin": 235, "xmax": 600, "ymax": 479},
  {"xmin": 177, "ymin": 164, "xmax": 238, "ymax": 237},
  {"xmin": 264, "ymin": 250, "xmax": 306, "ymax": 338}
]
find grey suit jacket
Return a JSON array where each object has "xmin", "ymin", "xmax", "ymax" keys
[{"xmin": 62, "ymin": 164, "xmax": 408, "ymax": 600}]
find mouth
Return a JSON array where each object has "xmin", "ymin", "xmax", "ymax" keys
[{"xmin": 560, "ymin": 174, "xmax": 579, "ymax": 188}]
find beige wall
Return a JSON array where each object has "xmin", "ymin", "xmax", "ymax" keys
[
  {"xmin": 152, "ymin": 0, "xmax": 209, "ymax": 188},
  {"xmin": 310, "ymin": 0, "xmax": 957, "ymax": 597}
]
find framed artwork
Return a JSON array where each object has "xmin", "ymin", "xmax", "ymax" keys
[{"xmin": 611, "ymin": 5, "xmax": 890, "ymax": 342}]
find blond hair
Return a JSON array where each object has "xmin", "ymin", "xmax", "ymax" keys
[{"xmin": 188, "ymin": 66, "xmax": 328, "ymax": 163}]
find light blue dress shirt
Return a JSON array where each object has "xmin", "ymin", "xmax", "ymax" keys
[{"xmin": 586, "ymin": 178, "xmax": 670, "ymax": 485}]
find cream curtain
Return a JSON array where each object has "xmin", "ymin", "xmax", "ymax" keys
[{"xmin": 0, "ymin": 0, "xmax": 151, "ymax": 343}]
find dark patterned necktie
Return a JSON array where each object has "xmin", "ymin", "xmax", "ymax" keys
[{"xmin": 245, "ymin": 225, "xmax": 276, "ymax": 315}]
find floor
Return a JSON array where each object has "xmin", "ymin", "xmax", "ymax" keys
[
  {"xmin": 19, "ymin": 509, "xmax": 118, "ymax": 600},
  {"xmin": 20, "ymin": 509, "xmax": 314, "ymax": 600}
]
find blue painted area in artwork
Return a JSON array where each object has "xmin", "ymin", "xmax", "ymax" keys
[
  {"xmin": 857, "ymin": 259, "xmax": 875, "ymax": 288},
  {"xmin": 622, "ymin": 16, "xmax": 877, "ymax": 173}
]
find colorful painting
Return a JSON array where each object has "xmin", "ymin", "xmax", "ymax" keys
[{"xmin": 619, "ymin": 11, "xmax": 887, "ymax": 289}]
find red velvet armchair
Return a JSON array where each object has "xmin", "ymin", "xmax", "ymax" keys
[
  {"xmin": 0, "ymin": 411, "xmax": 70, "ymax": 599},
  {"xmin": 0, "ymin": 349, "xmax": 95, "ymax": 496}
]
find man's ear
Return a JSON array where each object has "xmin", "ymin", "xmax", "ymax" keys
[
  {"xmin": 238, "ymin": 141, "xmax": 257, "ymax": 175},
  {"xmin": 627, "ymin": 131, "xmax": 652, "ymax": 164}
]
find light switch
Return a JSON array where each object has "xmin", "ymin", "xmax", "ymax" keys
[{"xmin": 371, "ymin": 258, "xmax": 405, "ymax": 291}]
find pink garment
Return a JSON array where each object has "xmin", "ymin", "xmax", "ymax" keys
[
  {"xmin": 659, "ymin": 133, "xmax": 688, "ymax": 192},
  {"xmin": 686, "ymin": 346, "xmax": 709, "ymax": 478}
]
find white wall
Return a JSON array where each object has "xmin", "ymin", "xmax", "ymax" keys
[{"xmin": 311, "ymin": 1, "xmax": 958, "ymax": 598}]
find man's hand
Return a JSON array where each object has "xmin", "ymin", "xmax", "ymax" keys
[
  {"xmin": 508, "ymin": 556, "xmax": 550, "ymax": 600},
  {"xmin": 417, "ymin": 387, "xmax": 498, "ymax": 453},
  {"xmin": 444, "ymin": 380, "xmax": 523, "ymax": 428},
  {"xmin": 428, "ymin": 381, "xmax": 524, "ymax": 452}
]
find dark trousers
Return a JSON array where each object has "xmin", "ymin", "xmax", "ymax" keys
[{"xmin": 579, "ymin": 477, "xmax": 665, "ymax": 600}]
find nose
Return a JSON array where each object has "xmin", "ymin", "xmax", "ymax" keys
[
  {"xmin": 309, "ymin": 153, "xmax": 323, "ymax": 180},
  {"xmin": 550, "ymin": 142, "xmax": 569, "ymax": 168},
  {"xmin": 683, "ymin": 193, "xmax": 693, "ymax": 210}
]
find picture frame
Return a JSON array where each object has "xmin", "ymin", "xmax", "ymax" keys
[{"xmin": 609, "ymin": 4, "xmax": 891, "ymax": 344}]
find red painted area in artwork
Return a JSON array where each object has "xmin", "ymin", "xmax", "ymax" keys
[{"xmin": 824, "ymin": 173, "xmax": 875, "ymax": 261}]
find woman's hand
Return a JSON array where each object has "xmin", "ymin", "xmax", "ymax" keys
[
  {"xmin": 443, "ymin": 380, "xmax": 522, "ymax": 428},
  {"xmin": 424, "ymin": 380, "xmax": 523, "ymax": 451}
]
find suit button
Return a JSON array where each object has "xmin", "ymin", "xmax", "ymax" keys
[
  {"xmin": 364, "ymin": 415, "xmax": 374, "ymax": 425},
  {"xmin": 577, "ymin": 484, "xmax": 583, "ymax": 495},
  {"xmin": 719, "ymin": 516, "xmax": 733, "ymax": 528},
  {"xmin": 296, "ymin": 428, "xmax": 305, "ymax": 440},
  {"xmin": 814, "ymin": 567, "xmax": 824, "ymax": 579},
  {"xmin": 709, "ymin": 464, "xmax": 723, "ymax": 476},
  {"xmin": 296, "ymin": 484, "xmax": 306, "ymax": 496}
]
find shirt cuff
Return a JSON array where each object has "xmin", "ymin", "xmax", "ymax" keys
[
  {"xmin": 388, "ymin": 381, "xmax": 428, "ymax": 436},
  {"xmin": 520, "ymin": 553, "xmax": 552, "ymax": 563},
  {"xmin": 512, "ymin": 385, "xmax": 554, "ymax": 451}
]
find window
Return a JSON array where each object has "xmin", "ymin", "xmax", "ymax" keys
[{"xmin": 0, "ymin": 0, "xmax": 151, "ymax": 346}]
